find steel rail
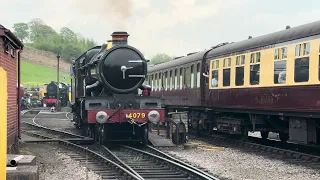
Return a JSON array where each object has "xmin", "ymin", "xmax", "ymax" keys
[
  {"xmin": 23, "ymin": 121, "xmax": 89, "ymax": 139},
  {"xmin": 121, "ymin": 145, "xmax": 220, "ymax": 180},
  {"xmin": 146, "ymin": 145, "xmax": 218, "ymax": 180}
]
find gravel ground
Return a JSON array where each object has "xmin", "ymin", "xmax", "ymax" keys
[
  {"xmin": 165, "ymin": 139, "xmax": 320, "ymax": 180},
  {"xmin": 21, "ymin": 109, "xmax": 82, "ymax": 135},
  {"xmin": 20, "ymin": 142, "xmax": 102, "ymax": 180}
]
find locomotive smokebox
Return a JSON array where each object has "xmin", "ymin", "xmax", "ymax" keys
[{"xmin": 111, "ymin": 31, "xmax": 129, "ymax": 45}]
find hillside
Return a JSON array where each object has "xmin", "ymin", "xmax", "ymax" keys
[
  {"xmin": 21, "ymin": 46, "xmax": 71, "ymax": 73},
  {"xmin": 21, "ymin": 60, "xmax": 71, "ymax": 85}
]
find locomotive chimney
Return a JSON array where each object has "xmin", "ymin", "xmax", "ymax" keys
[{"xmin": 111, "ymin": 31, "xmax": 129, "ymax": 46}]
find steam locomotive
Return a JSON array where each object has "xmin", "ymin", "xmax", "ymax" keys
[
  {"xmin": 43, "ymin": 81, "xmax": 69, "ymax": 107},
  {"xmin": 71, "ymin": 32, "xmax": 165, "ymax": 145}
]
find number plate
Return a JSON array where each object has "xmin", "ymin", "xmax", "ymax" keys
[{"xmin": 126, "ymin": 112, "xmax": 146, "ymax": 119}]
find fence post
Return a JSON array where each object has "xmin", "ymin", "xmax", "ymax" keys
[{"xmin": 0, "ymin": 67, "xmax": 7, "ymax": 180}]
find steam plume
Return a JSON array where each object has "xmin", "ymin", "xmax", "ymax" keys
[{"xmin": 76, "ymin": 0, "xmax": 133, "ymax": 30}]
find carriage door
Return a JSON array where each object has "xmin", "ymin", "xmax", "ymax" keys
[{"xmin": 201, "ymin": 61, "xmax": 209, "ymax": 106}]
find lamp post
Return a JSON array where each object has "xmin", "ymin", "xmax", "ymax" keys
[{"xmin": 56, "ymin": 54, "xmax": 61, "ymax": 111}]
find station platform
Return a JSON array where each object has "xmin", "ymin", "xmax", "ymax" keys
[{"xmin": 148, "ymin": 130, "xmax": 175, "ymax": 147}]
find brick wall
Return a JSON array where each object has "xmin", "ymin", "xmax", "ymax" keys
[{"xmin": 0, "ymin": 38, "xmax": 18, "ymax": 153}]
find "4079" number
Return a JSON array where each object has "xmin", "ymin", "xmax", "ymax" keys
[{"xmin": 127, "ymin": 112, "xmax": 146, "ymax": 119}]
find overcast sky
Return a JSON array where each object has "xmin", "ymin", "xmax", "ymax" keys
[{"xmin": 1, "ymin": 0, "xmax": 320, "ymax": 59}]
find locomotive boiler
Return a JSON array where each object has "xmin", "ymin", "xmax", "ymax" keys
[{"xmin": 71, "ymin": 31, "xmax": 165, "ymax": 144}]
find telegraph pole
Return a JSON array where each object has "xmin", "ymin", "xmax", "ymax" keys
[{"xmin": 56, "ymin": 54, "xmax": 61, "ymax": 111}]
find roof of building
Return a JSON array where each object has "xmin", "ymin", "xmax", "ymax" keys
[{"xmin": 0, "ymin": 24, "xmax": 24, "ymax": 49}]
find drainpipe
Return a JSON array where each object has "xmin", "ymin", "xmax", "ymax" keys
[{"xmin": 17, "ymin": 49, "xmax": 22, "ymax": 139}]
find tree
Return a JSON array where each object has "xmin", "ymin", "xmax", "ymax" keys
[
  {"xmin": 150, "ymin": 53, "xmax": 173, "ymax": 64},
  {"xmin": 13, "ymin": 23, "xmax": 29, "ymax": 42},
  {"xmin": 60, "ymin": 27, "xmax": 76, "ymax": 42},
  {"xmin": 28, "ymin": 19, "xmax": 57, "ymax": 42},
  {"xmin": 16, "ymin": 19, "xmax": 97, "ymax": 62}
]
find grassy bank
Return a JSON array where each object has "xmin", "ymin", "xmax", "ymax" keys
[{"xmin": 21, "ymin": 60, "xmax": 71, "ymax": 86}]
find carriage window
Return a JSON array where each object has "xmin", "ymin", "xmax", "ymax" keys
[
  {"xmin": 191, "ymin": 65, "xmax": 194, "ymax": 88},
  {"xmin": 282, "ymin": 47, "xmax": 287, "ymax": 59},
  {"xmin": 236, "ymin": 56, "xmax": 240, "ymax": 65},
  {"xmin": 151, "ymin": 74, "xmax": 154, "ymax": 91},
  {"xmin": 169, "ymin": 70, "xmax": 173, "ymax": 90},
  {"xmin": 223, "ymin": 58, "xmax": 231, "ymax": 87},
  {"xmin": 250, "ymin": 52, "xmax": 260, "ymax": 85},
  {"xmin": 211, "ymin": 70, "xmax": 218, "ymax": 87},
  {"xmin": 164, "ymin": 72, "xmax": 168, "ymax": 90},
  {"xmin": 179, "ymin": 67, "xmax": 183, "ymax": 89},
  {"xmin": 241, "ymin": 55, "xmax": 245, "ymax": 64},
  {"xmin": 211, "ymin": 60, "xmax": 219, "ymax": 87},
  {"xmin": 295, "ymin": 44, "xmax": 301, "ymax": 56},
  {"xmin": 274, "ymin": 49, "xmax": 279, "ymax": 60},
  {"xmin": 274, "ymin": 61, "xmax": 286, "ymax": 84},
  {"xmin": 250, "ymin": 64, "xmax": 260, "ymax": 85},
  {"xmin": 223, "ymin": 69, "xmax": 230, "ymax": 86},
  {"xmin": 236, "ymin": 55, "xmax": 245, "ymax": 65},
  {"xmin": 155, "ymin": 73, "xmax": 158, "ymax": 90},
  {"xmin": 294, "ymin": 57, "xmax": 309, "ymax": 82},
  {"xmin": 256, "ymin": 52, "xmax": 261, "ymax": 63},
  {"xmin": 250, "ymin": 54, "xmax": 255, "ymax": 63},
  {"xmin": 250, "ymin": 53, "xmax": 261, "ymax": 63},
  {"xmin": 158, "ymin": 73, "xmax": 162, "ymax": 90},
  {"xmin": 235, "ymin": 55, "xmax": 244, "ymax": 86},
  {"xmin": 235, "ymin": 67, "xmax": 244, "ymax": 86},
  {"xmin": 174, "ymin": 69, "xmax": 178, "ymax": 89},
  {"xmin": 303, "ymin": 42, "xmax": 310, "ymax": 55},
  {"xmin": 196, "ymin": 63, "xmax": 201, "ymax": 88}
]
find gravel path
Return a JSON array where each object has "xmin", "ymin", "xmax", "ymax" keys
[
  {"xmin": 20, "ymin": 142, "xmax": 102, "ymax": 180},
  {"xmin": 165, "ymin": 139, "xmax": 320, "ymax": 180}
]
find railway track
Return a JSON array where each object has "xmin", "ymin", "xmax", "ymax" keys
[
  {"xmin": 90, "ymin": 144, "xmax": 219, "ymax": 180},
  {"xmin": 189, "ymin": 129, "xmax": 320, "ymax": 169},
  {"xmin": 21, "ymin": 110, "xmax": 220, "ymax": 180}
]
